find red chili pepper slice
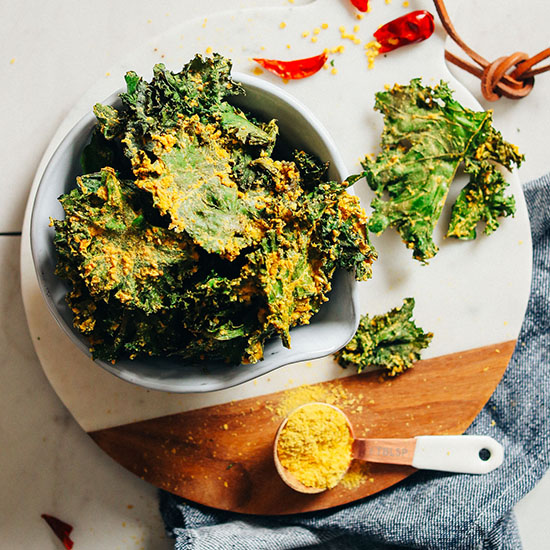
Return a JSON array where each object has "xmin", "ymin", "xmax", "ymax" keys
[
  {"xmin": 41, "ymin": 514, "xmax": 74, "ymax": 550},
  {"xmin": 350, "ymin": 0, "xmax": 369, "ymax": 11},
  {"xmin": 374, "ymin": 10, "xmax": 435, "ymax": 53},
  {"xmin": 253, "ymin": 52, "xmax": 328, "ymax": 80}
]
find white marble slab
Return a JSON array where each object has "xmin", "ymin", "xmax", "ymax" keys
[{"xmin": 20, "ymin": 0, "xmax": 532, "ymax": 436}]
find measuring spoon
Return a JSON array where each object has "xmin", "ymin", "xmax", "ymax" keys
[{"xmin": 273, "ymin": 403, "xmax": 504, "ymax": 494}]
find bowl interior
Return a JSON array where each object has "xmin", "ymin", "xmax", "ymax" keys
[{"xmin": 30, "ymin": 72, "xmax": 359, "ymax": 393}]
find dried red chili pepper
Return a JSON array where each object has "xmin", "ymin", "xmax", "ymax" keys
[
  {"xmin": 374, "ymin": 10, "xmax": 435, "ymax": 53},
  {"xmin": 41, "ymin": 514, "xmax": 74, "ymax": 550},
  {"xmin": 350, "ymin": 0, "xmax": 369, "ymax": 11},
  {"xmin": 253, "ymin": 52, "xmax": 328, "ymax": 80}
]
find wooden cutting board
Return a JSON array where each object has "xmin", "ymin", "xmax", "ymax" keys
[{"xmin": 89, "ymin": 340, "xmax": 515, "ymax": 515}]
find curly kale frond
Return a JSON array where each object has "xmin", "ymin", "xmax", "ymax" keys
[
  {"xmin": 334, "ymin": 297, "xmax": 433, "ymax": 377},
  {"xmin": 360, "ymin": 79, "xmax": 522, "ymax": 262}
]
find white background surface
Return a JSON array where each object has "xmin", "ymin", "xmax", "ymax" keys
[{"xmin": 1, "ymin": 0, "xmax": 549, "ymax": 548}]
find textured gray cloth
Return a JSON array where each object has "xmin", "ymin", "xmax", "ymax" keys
[{"xmin": 159, "ymin": 174, "xmax": 550, "ymax": 549}]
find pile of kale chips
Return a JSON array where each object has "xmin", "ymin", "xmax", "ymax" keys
[{"xmin": 52, "ymin": 54, "xmax": 376, "ymax": 365}]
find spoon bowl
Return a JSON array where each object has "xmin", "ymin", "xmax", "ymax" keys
[{"xmin": 273, "ymin": 403, "xmax": 353, "ymax": 494}]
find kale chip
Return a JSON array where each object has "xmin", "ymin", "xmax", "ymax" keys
[
  {"xmin": 334, "ymin": 298, "xmax": 433, "ymax": 377},
  {"xmin": 362, "ymin": 79, "xmax": 522, "ymax": 262}
]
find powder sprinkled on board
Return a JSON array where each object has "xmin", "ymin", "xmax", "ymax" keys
[
  {"xmin": 267, "ymin": 381, "xmax": 365, "ymax": 418},
  {"xmin": 340, "ymin": 460, "xmax": 372, "ymax": 489}
]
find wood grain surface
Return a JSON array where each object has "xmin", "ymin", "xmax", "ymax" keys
[{"xmin": 89, "ymin": 340, "xmax": 515, "ymax": 515}]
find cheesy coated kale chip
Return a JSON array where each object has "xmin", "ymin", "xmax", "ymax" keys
[
  {"xmin": 53, "ymin": 54, "xmax": 376, "ymax": 364},
  {"xmin": 362, "ymin": 79, "xmax": 522, "ymax": 262},
  {"xmin": 334, "ymin": 298, "xmax": 433, "ymax": 377}
]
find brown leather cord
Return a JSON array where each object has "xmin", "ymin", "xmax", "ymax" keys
[{"xmin": 434, "ymin": 0, "xmax": 550, "ymax": 101}]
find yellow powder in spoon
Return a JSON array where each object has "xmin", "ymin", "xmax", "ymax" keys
[{"xmin": 276, "ymin": 403, "xmax": 353, "ymax": 490}]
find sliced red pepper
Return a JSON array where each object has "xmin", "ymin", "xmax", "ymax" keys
[
  {"xmin": 374, "ymin": 10, "xmax": 435, "ymax": 53},
  {"xmin": 253, "ymin": 52, "xmax": 328, "ymax": 80},
  {"xmin": 41, "ymin": 514, "xmax": 74, "ymax": 550},
  {"xmin": 350, "ymin": 0, "xmax": 369, "ymax": 11}
]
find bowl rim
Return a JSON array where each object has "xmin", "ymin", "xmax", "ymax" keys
[{"xmin": 29, "ymin": 71, "xmax": 360, "ymax": 393}]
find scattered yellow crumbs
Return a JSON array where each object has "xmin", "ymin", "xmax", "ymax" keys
[
  {"xmin": 205, "ymin": 47, "xmax": 213, "ymax": 55},
  {"xmin": 302, "ymin": 30, "xmax": 310, "ymax": 38},
  {"xmin": 339, "ymin": 26, "xmax": 362, "ymax": 45},
  {"xmin": 356, "ymin": 13, "xmax": 364, "ymax": 19},
  {"xmin": 279, "ymin": 21, "xmax": 287, "ymax": 29},
  {"xmin": 353, "ymin": 24, "xmax": 360, "ymax": 33},
  {"xmin": 277, "ymin": 403, "xmax": 353, "ymax": 489},
  {"xmin": 253, "ymin": 66, "xmax": 264, "ymax": 75},
  {"xmin": 313, "ymin": 27, "xmax": 321, "ymax": 35},
  {"xmin": 222, "ymin": 424, "xmax": 229, "ymax": 430},
  {"xmin": 327, "ymin": 45, "xmax": 345, "ymax": 54},
  {"xmin": 322, "ymin": 23, "xmax": 329, "ymax": 29},
  {"xmin": 286, "ymin": 43, "xmax": 291, "ymax": 49},
  {"xmin": 364, "ymin": 40, "xmax": 382, "ymax": 69},
  {"xmin": 311, "ymin": 36, "xmax": 318, "ymax": 43},
  {"xmin": 202, "ymin": 18, "xmax": 207, "ymax": 28},
  {"xmin": 331, "ymin": 67, "xmax": 338, "ymax": 75},
  {"xmin": 403, "ymin": 0, "xmax": 410, "ymax": 6},
  {"xmin": 340, "ymin": 460, "xmax": 371, "ymax": 489},
  {"xmin": 9, "ymin": 58, "xmax": 15, "ymax": 65}
]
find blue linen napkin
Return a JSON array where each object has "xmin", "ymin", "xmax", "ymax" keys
[{"xmin": 159, "ymin": 174, "xmax": 550, "ymax": 550}]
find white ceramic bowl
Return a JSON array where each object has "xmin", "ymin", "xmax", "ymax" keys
[{"xmin": 30, "ymin": 72, "xmax": 359, "ymax": 393}]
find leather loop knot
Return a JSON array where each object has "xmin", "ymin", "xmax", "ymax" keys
[
  {"xmin": 481, "ymin": 53, "xmax": 534, "ymax": 101},
  {"xmin": 434, "ymin": 0, "xmax": 550, "ymax": 101}
]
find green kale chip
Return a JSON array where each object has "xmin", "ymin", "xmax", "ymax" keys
[
  {"xmin": 362, "ymin": 79, "xmax": 522, "ymax": 261},
  {"xmin": 334, "ymin": 298, "xmax": 433, "ymax": 377}
]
